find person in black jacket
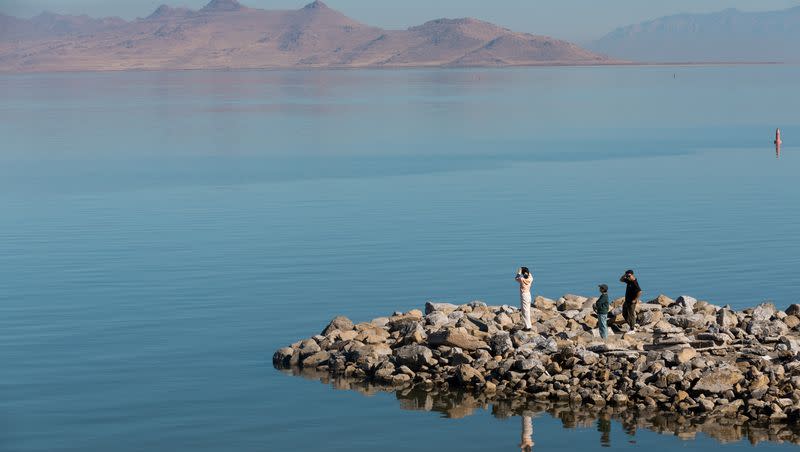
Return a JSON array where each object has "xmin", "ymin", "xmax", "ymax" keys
[
  {"xmin": 620, "ymin": 269, "xmax": 642, "ymax": 331},
  {"xmin": 594, "ymin": 284, "xmax": 610, "ymax": 339}
]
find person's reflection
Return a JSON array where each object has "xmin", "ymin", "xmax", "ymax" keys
[
  {"xmin": 621, "ymin": 416, "xmax": 637, "ymax": 444},
  {"xmin": 597, "ymin": 412, "xmax": 611, "ymax": 447},
  {"xmin": 520, "ymin": 415, "xmax": 534, "ymax": 451}
]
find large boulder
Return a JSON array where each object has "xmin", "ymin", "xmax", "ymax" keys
[
  {"xmin": 489, "ymin": 331, "xmax": 514, "ymax": 356},
  {"xmin": 321, "ymin": 316, "xmax": 354, "ymax": 336},
  {"xmin": 752, "ymin": 303, "xmax": 776, "ymax": 322},
  {"xmin": 534, "ymin": 296, "xmax": 556, "ymax": 310},
  {"xmin": 298, "ymin": 339, "xmax": 321, "ymax": 359},
  {"xmin": 301, "ymin": 351, "xmax": 330, "ymax": 368},
  {"xmin": 428, "ymin": 327, "xmax": 489, "ymax": 351},
  {"xmin": 273, "ymin": 347, "xmax": 294, "ymax": 367},
  {"xmin": 693, "ymin": 367, "xmax": 744, "ymax": 394},
  {"xmin": 648, "ymin": 294, "xmax": 674, "ymax": 307},
  {"xmin": 747, "ymin": 320, "xmax": 788, "ymax": 339},
  {"xmin": 637, "ymin": 308, "xmax": 663, "ymax": 326},
  {"xmin": 393, "ymin": 344, "xmax": 435, "ymax": 369},
  {"xmin": 425, "ymin": 301, "xmax": 458, "ymax": 315}
]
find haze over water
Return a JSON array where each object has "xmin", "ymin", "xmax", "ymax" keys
[{"xmin": 1, "ymin": 65, "xmax": 799, "ymax": 451}]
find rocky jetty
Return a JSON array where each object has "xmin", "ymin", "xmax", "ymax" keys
[{"xmin": 274, "ymin": 295, "xmax": 800, "ymax": 425}]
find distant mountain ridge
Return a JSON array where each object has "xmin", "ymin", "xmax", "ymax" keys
[
  {"xmin": 590, "ymin": 6, "xmax": 800, "ymax": 62},
  {"xmin": 0, "ymin": 0, "xmax": 615, "ymax": 72}
]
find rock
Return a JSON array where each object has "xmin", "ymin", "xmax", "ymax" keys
[
  {"xmin": 393, "ymin": 344, "xmax": 435, "ymax": 370},
  {"xmin": 425, "ymin": 302, "xmax": 458, "ymax": 315},
  {"xmin": 648, "ymin": 294, "xmax": 674, "ymax": 307},
  {"xmin": 514, "ymin": 357, "xmax": 543, "ymax": 372},
  {"xmin": 675, "ymin": 296, "xmax": 697, "ymax": 314},
  {"xmin": 785, "ymin": 304, "xmax": 800, "ymax": 316},
  {"xmin": 321, "ymin": 316, "xmax": 354, "ymax": 336},
  {"xmin": 691, "ymin": 301, "xmax": 714, "ymax": 316},
  {"xmin": 520, "ymin": 335, "xmax": 557, "ymax": 354},
  {"xmin": 752, "ymin": 303, "xmax": 776, "ymax": 322},
  {"xmin": 489, "ymin": 331, "xmax": 514, "ymax": 356},
  {"xmin": 637, "ymin": 309, "xmax": 663, "ymax": 326},
  {"xmin": 456, "ymin": 364, "xmax": 485, "ymax": 386},
  {"xmin": 675, "ymin": 347, "xmax": 697, "ymax": 364},
  {"xmin": 337, "ymin": 330, "xmax": 359, "ymax": 341},
  {"xmin": 273, "ymin": 347, "xmax": 294, "ymax": 366},
  {"xmin": 693, "ymin": 367, "xmax": 745, "ymax": 394},
  {"xmin": 560, "ymin": 295, "xmax": 586, "ymax": 311},
  {"xmin": 428, "ymin": 327, "xmax": 489, "ymax": 351},
  {"xmin": 348, "ymin": 343, "xmax": 392, "ymax": 361},
  {"xmin": 298, "ymin": 338, "xmax": 321, "ymax": 358},
  {"xmin": 747, "ymin": 320, "xmax": 788, "ymax": 339},
  {"xmin": 355, "ymin": 326, "xmax": 390, "ymax": 344},
  {"xmin": 534, "ymin": 296, "xmax": 556, "ymax": 310},
  {"xmin": 784, "ymin": 315, "xmax": 800, "ymax": 329},
  {"xmin": 494, "ymin": 312, "xmax": 514, "ymax": 329},
  {"xmin": 391, "ymin": 374, "xmax": 411, "ymax": 385},
  {"xmin": 301, "ymin": 351, "xmax": 330, "ymax": 368},
  {"xmin": 425, "ymin": 311, "xmax": 450, "ymax": 327},
  {"xmin": 716, "ymin": 308, "xmax": 738, "ymax": 329},
  {"xmin": 612, "ymin": 393, "xmax": 629, "ymax": 405}
]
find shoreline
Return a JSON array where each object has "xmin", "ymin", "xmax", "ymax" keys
[
  {"xmin": 0, "ymin": 60, "xmax": 787, "ymax": 76},
  {"xmin": 274, "ymin": 295, "xmax": 800, "ymax": 425}
]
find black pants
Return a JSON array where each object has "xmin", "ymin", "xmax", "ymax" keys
[{"xmin": 622, "ymin": 300, "xmax": 637, "ymax": 329}]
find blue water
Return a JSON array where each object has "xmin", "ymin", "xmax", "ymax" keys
[{"xmin": 1, "ymin": 66, "xmax": 799, "ymax": 451}]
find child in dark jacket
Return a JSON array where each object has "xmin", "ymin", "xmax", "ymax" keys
[{"xmin": 595, "ymin": 284, "xmax": 610, "ymax": 339}]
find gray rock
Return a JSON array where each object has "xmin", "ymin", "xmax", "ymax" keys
[
  {"xmin": 675, "ymin": 296, "xmax": 697, "ymax": 314},
  {"xmin": 785, "ymin": 304, "xmax": 800, "ymax": 316},
  {"xmin": 393, "ymin": 344, "xmax": 435, "ymax": 369},
  {"xmin": 425, "ymin": 311, "xmax": 449, "ymax": 327},
  {"xmin": 752, "ymin": 302, "xmax": 776, "ymax": 322},
  {"xmin": 489, "ymin": 331, "xmax": 514, "ymax": 356}
]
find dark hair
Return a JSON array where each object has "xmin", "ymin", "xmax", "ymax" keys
[
  {"xmin": 625, "ymin": 269, "xmax": 634, "ymax": 275},
  {"xmin": 521, "ymin": 267, "xmax": 530, "ymax": 277}
]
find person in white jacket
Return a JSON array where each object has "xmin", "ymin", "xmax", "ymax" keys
[{"xmin": 515, "ymin": 267, "xmax": 533, "ymax": 331}]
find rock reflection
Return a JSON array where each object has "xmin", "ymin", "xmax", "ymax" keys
[{"xmin": 280, "ymin": 367, "xmax": 800, "ymax": 447}]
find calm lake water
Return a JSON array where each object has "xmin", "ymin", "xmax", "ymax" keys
[{"xmin": 1, "ymin": 66, "xmax": 799, "ymax": 451}]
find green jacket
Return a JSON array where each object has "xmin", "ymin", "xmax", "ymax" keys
[{"xmin": 595, "ymin": 293, "xmax": 610, "ymax": 315}]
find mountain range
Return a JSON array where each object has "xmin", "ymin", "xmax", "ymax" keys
[
  {"xmin": 0, "ymin": 0, "xmax": 615, "ymax": 72},
  {"xmin": 591, "ymin": 6, "xmax": 800, "ymax": 62}
]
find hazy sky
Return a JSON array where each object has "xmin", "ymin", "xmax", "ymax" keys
[{"xmin": 3, "ymin": 0, "xmax": 800, "ymax": 41}]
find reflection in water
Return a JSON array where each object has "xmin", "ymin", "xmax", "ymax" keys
[
  {"xmin": 598, "ymin": 413, "xmax": 611, "ymax": 447},
  {"xmin": 280, "ymin": 367, "xmax": 800, "ymax": 448},
  {"xmin": 520, "ymin": 415, "xmax": 533, "ymax": 451}
]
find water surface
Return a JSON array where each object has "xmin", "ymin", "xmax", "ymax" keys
[{"xmin": 1, "ymin": 66, "xmax": 799, "ymax": 451}]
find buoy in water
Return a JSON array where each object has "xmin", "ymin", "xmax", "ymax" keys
[{"xmin": 775, "ymin": 128, "xmax": 782, "ymax": 145}]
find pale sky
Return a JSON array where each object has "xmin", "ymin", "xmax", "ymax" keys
[{"xmin": 2, "ymin": 0, "xmax": 800, "ymax": 42}]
